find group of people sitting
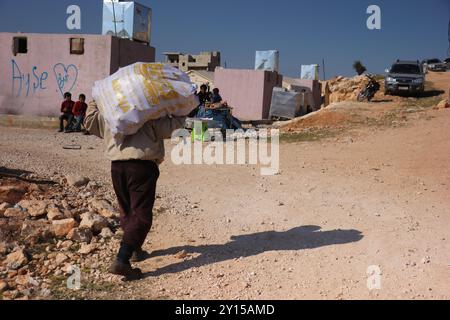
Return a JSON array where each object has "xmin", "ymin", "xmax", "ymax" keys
[
  {"xmin": 190, "ymin": 84, "xmax": 242, "ymax": 130},
  {"xmin": 59, "ymin": 85, "xmax": 241, "ymax": 134},
  {"xmin": 58, "ymin": 92, "xmax": 89, "ymax": 133}
]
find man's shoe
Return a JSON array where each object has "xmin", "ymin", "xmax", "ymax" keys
[
  {"xmin": 58, "ymin": 129, "xmax": 63, "ymax": 133},
  {"xmin": 131, "ymin": 248, "xmax": 151, "ymax": 263},
  {"xmin": 108, "ymin": 260, "xmax": 143, "ymax": 281}
]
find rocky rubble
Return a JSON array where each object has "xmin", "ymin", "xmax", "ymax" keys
[
  {"xmin": 0, "ymin": 174, "xmax": 124, "ymax": 300},
  {"xmin": 326, "ymin": 75, "xmax": 386, "ymax": 103},
  {"xmin": 434, "ymin": 99, "xmax": 449, "ymax": 110}
]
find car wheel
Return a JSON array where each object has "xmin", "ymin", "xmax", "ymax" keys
[{"xmin": 357, "ymin": 92, "xmax": 366, "ymax": 102}]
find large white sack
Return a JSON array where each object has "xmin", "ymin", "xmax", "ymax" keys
[
  {"xmin": 255, "ymin": 50, "xmax": 279, "ymax": 72},
  {"xmin": 92, "ymin": 62, "xmax": 198, "ymax": 141},
  {"xmin": 301, "ymin": 64, "xmax": 319, "ymax": 80}
]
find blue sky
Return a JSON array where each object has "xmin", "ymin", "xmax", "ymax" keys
[{"xmin": 0, "ymin": 0, "xmax": 448, "ymax": 78}]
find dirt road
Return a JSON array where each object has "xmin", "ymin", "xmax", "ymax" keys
[{"xmin": 1, "ymin": 73, "xmax": 449, "ymax": 300}]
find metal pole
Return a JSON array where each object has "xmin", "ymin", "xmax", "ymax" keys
[
  {"xmin": 447, "ymin": 18, "xmax": 450, "ymax": 56},
  {"xmin": 322, "ymin": 59, "xmax": 326, "ymax": 81},
  {"xmin": 112, "ymin": 1, "xmax": 118, "ymax": 37}
]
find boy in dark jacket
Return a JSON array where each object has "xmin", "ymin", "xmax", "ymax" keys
[
  {"xmin": 70, "ymin": 94, "xmax": 88, "ymax": 132},
  {"xmin": 59, "ymin": 92, "xmax": 75, "ymax": 133}
]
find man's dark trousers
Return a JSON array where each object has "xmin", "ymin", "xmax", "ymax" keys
[
  {"xmin": 111, "ymin": 160, "xmax": 160, "ymax": 253},
  {"xmin": 59, "ymin": 113, "xmax": 73, "ymax": 131}
]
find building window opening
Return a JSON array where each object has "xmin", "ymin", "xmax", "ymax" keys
[
  {"xmin": 70, "ymin": 38, "xmax": 85, "ymax": 55},
  {"xmin": 13, "ymin": 37, "xmax": 27, "ymax": 55}
]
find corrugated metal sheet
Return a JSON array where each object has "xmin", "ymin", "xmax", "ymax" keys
[{"xmin": 269, "ymin": 88, "xmax": 303, "ymax": 120}]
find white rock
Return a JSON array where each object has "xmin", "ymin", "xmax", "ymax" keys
[
  {"xmin": 28, "ymin": 277, "xmax": 40, "ymax": 287},
  {"xmin": 78, "ymin": 243, "xmax": 96, "ymax": 255},
  {"xmin": 421, "ymin": 256, "xmax": 431, "ymax": 264},
  {"xmin": 99, "ymin": 227, "xmax": 114, "ymax": 238},
  {"xmin": 89, "ymin": 199, "xmax": 118, "ymax": 218},
  {"xmin": 40, "ymin": 288, "xmax": 51, "ymax": 297},
  {"xmin": 79, "ymin": 212, "xmax": 109, "ymax": 234},
  {"xmin": 5, "ymin": 249, "xmax": 29, "ymax": 270},
  {"xmin": 15, "ymin": 274, "xmax": 30, "ymax": 286},
  {"xmin": 66, "ymin": 175, "xmax": 90, "ymax": 188},
  {"xmin": 25, "ymin": 200, "xmax": 48, "ymax": 217},
  {"xmin": 55, "ymin": 253, "xmax": 69, "ymax": 265},
  {"xmin": 47, "ymin": 207, "xmax": 64, "ymax": 221},
  {"xmin": 3, "ymin": 207, "xmax": 26, "ymax": 218},
  {"xmin": 61, "ymin": 240, "xmax": 74, "ymax": 249}
]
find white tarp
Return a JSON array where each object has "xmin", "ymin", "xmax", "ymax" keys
[
  {"xmin": 255, "ymin": 50, "xmax": 279, "ymax": 72},
  {"xmin": 301, "ymin": 64, "xmax": 319, "ymax": 80},
  {"xmin": 92, "ymin": 62, "xmax": 198, "ymax": 141},
  {"xmin": 103, "ymin": 1, "xmax": 152, "ymax": 44}
]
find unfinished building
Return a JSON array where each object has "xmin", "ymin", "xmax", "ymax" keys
[{"xmin": 163, "ymin": 51, "xmax": 220, "ymax": 72}]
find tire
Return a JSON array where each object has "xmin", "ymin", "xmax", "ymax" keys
[{"xmin": 357, "ymin": 91, "xmax": 367, "ymax": 102}]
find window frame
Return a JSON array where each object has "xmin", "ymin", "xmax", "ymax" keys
[
  {"xmin": 12, "ymin": 37, "xmax": 28, "ymax": 56},
  {"xmin": 70, "ymin": 37, "xmax": 85, "ymax": 55}
]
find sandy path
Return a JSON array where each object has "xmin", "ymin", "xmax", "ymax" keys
[{"xmin": 1, "ymin": 73, "xmax": 449, "ymax": 300}]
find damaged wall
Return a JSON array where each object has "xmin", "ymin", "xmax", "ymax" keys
[{"xmin": 0, "ymin": 33, "xmax": 155, "ymax": 117}]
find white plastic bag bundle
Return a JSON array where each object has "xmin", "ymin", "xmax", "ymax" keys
[
  {"xmin": 255, "ymin": 50, "xmax": 279, "ymax": 72},
  {"xmin": 92, "ymin": 62, "xmax": 198, "ymax": 140},
  {"xmin": 301, "ymin": 64, "xmax": 319, "ymax": 80}
]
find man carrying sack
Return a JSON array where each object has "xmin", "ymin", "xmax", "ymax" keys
[
  {"xmin": 84, "ymin": 103, "xmax": 186, "ymax": 280},
  {"xmin": 85, "ymin": 63, "xmax": 197, "ymax": 280}
]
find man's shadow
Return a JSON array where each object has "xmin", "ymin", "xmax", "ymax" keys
[{"xmin": 143, "ymin": 225, "xmax": 363, "ymax": 277}]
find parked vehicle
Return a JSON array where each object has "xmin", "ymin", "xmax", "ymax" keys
[
  {"xmin": 422, "ymin": 58, "xmax": 447, "ymax": 72},
  {"xmin": 444, "ymin": 58, "xmax": 450, "ymax": 69},
  {"xmin": 384, "ymin": 60, "xmax": 425, "ymax": 96},
  {"xmin": 357, "ymin": 74, "xmax": 380, "ymax": 102}
]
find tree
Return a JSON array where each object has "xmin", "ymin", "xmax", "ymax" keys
[{"xmin": 353, "ymin": 61, "xmax": 367, "ymax": 75}]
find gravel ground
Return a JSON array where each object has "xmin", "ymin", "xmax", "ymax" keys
[{"xmin": 1, "ymin": 72, "xmax": 449, "ymax": 300}]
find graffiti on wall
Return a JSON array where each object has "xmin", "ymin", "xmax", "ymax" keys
[
  {"xmin": 53, "ymin": 63, "xmax": 79, "ymax": 97},
  {"xmin": 11, "ymin": 59, "xmax": 79, "ymax": 98},
  {"xmin": 12, "ymin": 60, "xmax": 48, "ymax": 97}
]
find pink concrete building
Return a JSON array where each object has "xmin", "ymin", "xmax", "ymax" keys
[
  {"xmin": 0, "ymin": 32, "xmax": 155, "ymax": 116},
  {"xmin": 214, "ymin": 68, "xmax": 283, "ymax": 120}
]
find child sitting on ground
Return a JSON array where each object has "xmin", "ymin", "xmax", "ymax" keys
[
  {"xmin": 211, "ymin": 88, "xmax": 223, "ymax": 104},
  {"xmin": 70, "ymin": 94, "xmax": 88, "ymax": 132},
  {"xmin": 59, "ymin": 92, "xmax": 75, "ymax": 133}
]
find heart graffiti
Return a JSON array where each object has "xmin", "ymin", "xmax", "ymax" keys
[{"xmin": 53, "ymin": 63, "xmax": 79, "ymax": 97}]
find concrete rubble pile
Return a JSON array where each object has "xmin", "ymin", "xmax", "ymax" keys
[
  {"xmin": 0, "ymin": 174, "xmax": 125, "ymax": 300},
  {"xmin": 326, "ymin": 75, "xmax": 380, "ymax": 103}
]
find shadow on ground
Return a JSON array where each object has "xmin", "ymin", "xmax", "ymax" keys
[
  {"xmin": 378, "ymin": 90, "xmax": 445, "ymax": 100},
  {"xmin": 0, "ymin": 166, "xmax": 56, "ymax": 185},
  {"xmin": 143, "ymin": 225, "xmax": 363, "ymax": 277},
  {"xmin": 419, "ymin": 90, "xmax": 446, "ymax": 98},
  {"xmin": 0, "ymin": 166, "xmax": 32, "ymax": 177},
  {"xmin": 371, "ymin": 99, "xmax": 394, "ymax": 103}
]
